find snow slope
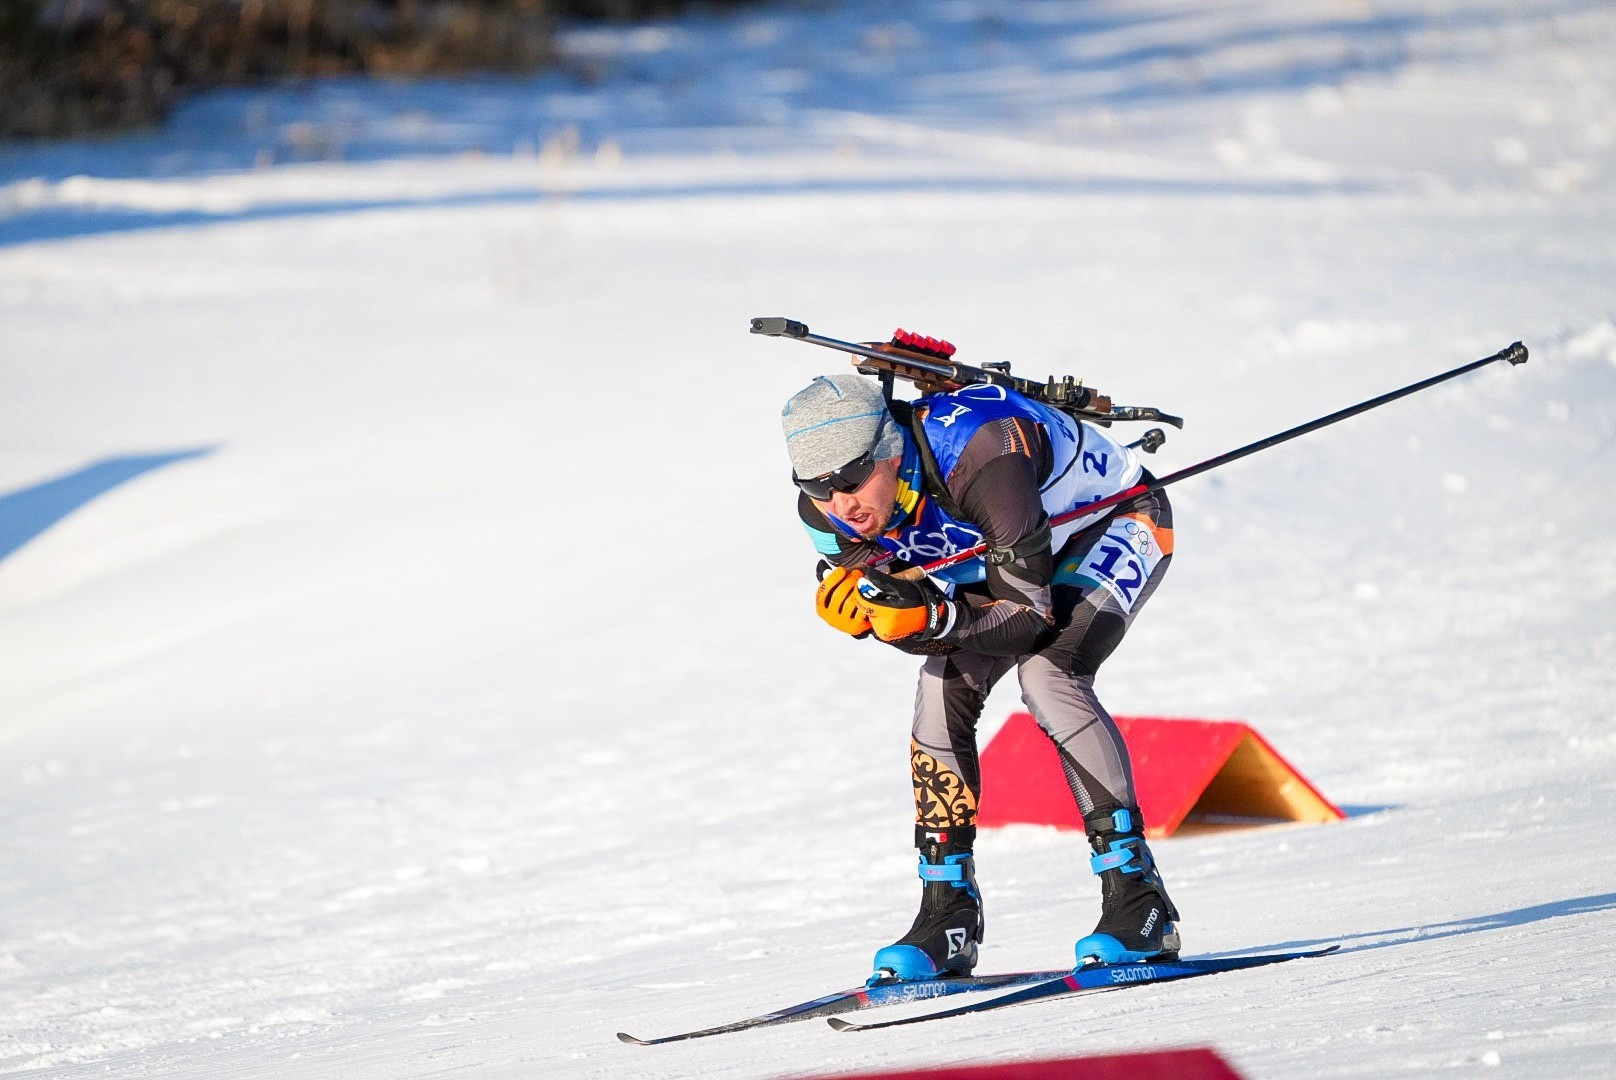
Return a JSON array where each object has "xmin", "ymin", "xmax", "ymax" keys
[{"xmin": 2, "ymin": 1, "xmax": 1614, "ymax": 1077}]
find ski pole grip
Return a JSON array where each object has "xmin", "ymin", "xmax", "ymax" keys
[
  {"xmin": 1496, "ymin": 341, "xmax": 1528, "ymax": 366},
  {"xmin": 751, "ymin": 316, "xmax": 809, "ymax": 338}
]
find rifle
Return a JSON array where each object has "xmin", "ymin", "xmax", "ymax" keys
[
  {"xmin": 749, "ymin": 317, "xmax": 1184, "ymax": 429},
  {"xmin": 753, "ymin": 317, "xmax": 1527, "ymax": 583}
]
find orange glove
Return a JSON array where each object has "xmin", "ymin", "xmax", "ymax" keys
[
  {"xmin": 815, "ymin": 564, "xmax": 872, "ymax": 638},
  {"xmin": 855, "ymin": 568, "xmax": 955, "ymax": 643}
]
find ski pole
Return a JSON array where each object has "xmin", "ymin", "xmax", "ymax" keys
[{"xmin": 895, "ymin": 341, "xmax": 1528, "ymax": 581}]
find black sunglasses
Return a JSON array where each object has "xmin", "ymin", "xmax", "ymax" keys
[{"xmin": 792, "ymin": 451, "xmax": 878, "ymax": 501}]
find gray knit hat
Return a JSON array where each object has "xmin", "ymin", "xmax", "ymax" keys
[{"xmin": 781, "ymin": 374, "xmax": 906, "ymax": 479}]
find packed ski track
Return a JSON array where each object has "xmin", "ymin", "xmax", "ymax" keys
[{"xmin": 2, "ymin": 1, "xmax": 1614, "ymax": 1077}]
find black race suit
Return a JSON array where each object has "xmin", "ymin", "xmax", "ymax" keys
[{"xmin": 800, "ymin": 414, "xmax": 1173, "ymax": 830}]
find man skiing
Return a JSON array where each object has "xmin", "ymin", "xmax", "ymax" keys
[{"xmin": 781, "ymin": 368, "xmax": 1180, "ymax": 981}]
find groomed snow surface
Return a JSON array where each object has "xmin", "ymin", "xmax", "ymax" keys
[{"xmin": 2, "ymin": 1, "xmax": 1614, "ymax": 1076}]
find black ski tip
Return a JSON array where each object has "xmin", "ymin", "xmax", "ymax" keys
[
  {"xmin": 615, "ymin": 1031, "xmax": 648, "ymax": 1045},
  {"xmin": 826, "ymin": 1017, "xmax": 859, "ymax": 1032}
]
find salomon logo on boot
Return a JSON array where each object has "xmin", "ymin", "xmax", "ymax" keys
[{"xmin": 1075, "ymin": 806, "xmax": 1182, "ymax": 966}]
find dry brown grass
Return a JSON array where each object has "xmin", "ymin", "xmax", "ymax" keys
[{"xmin": 0, "ymin": 0, "xmax": 746, "ymax": 138}]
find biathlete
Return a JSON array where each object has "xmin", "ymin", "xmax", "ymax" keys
[{"xmin": 781, "ymin": 370, "xmax": 1180, "ymax": 981}]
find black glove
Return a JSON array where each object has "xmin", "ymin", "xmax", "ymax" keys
[{"xmin": 855, "ymin": 567, "xmax": 956, "ymax": 643}]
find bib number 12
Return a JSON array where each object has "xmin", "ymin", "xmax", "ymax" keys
[{"xmin": 1069, "ymin": 516, "xmax": 1165, "ymax": 613}]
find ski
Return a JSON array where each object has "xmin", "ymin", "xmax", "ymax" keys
[
  {"xmin": 616, "ymin": 967, "xmax": 1072, "ymax": 1045},
  {"xmin": 826, "ymin": 944, "xmax": 1340, "ymax": 1032}
]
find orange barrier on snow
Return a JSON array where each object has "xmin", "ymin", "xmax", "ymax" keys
[
  {"xmin": 792, "ymin": 1047, "xmax": 1247, "ymax": 1079},
  {"xmin": 976, "ymin": 713, "xmax": 1344, "ymax": 837}
]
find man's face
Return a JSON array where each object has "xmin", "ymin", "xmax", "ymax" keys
[{"xmin": 814, "ymin": 456, "xmax": 902, "ymax": 540}]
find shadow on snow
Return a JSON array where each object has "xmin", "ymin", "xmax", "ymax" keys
[
  {"xmin": 0, "ymin": 448, "xmax": 215, "ymax": 564},
  {"xmin": 1217, "ymin": 891, "xmax": 1616, "ymax": 960},
  {"xmin": 0, "ymin": 171, "xmax": 1394, "ymax": 248}
]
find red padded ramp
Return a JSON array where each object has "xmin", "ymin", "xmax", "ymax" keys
[
  {"xmin": 976, "ymin": 713, "xmax": 1344, "ymax": 837},
  {"xmin": 791, "ymin": 1047, "xmax": 1246, "ymax": 1080}
]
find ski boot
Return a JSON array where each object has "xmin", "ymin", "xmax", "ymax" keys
[
  {"xmin": 869, "ymin": 825, "xmax": 983, "ymax": 983},
  {"xmin": 1074, "ymin": 805, "xmax": 1181, "ymax": 965}
]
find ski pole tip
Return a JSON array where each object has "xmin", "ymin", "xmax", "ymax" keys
[{"xmin": 1500, "ymin": 341, "xmax": 1528, "ymax": 366}]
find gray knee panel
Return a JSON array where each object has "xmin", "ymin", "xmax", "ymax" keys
[{"xmin": 1017, "ymin": 656, "xmax": 1136, "ymax": 813}]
